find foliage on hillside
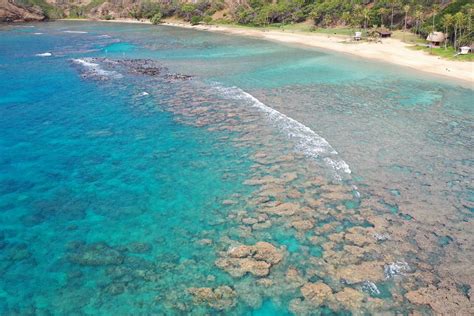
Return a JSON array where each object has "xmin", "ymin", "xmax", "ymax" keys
[{"xmin": 46, "ymin": 0, "xmax": 474, "ymax": 48}]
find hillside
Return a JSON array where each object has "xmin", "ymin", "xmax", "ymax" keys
[
  {"xmin": 1, "ymin": 0, "xmax": 473, "ymax": 48},
  {"xmin": 0, "ymin": 0, "xmax": 46, "ymax": 21}
]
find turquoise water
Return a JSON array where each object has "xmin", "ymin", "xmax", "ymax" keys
[{"xmin": 0, "ymin": 22, "xmax": 473, "ymax": 315}]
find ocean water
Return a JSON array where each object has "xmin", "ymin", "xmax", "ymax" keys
[{"xmin": 0, "ymin": 21, "xmax": 473, "ymax": 315}]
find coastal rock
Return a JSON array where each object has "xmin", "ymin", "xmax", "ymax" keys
[
  {"xmin": 188, "ymin": 286, "xmax": 236, "ymax": 310},
  {"xmin": 215, "ymin": 242, "xmax": 284, "ymax": 277},
  {"xmin": 0, "ymin": 0, "xmax": 45, "ymax": 22}
]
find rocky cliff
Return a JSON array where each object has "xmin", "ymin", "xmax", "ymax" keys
[{"xmin": 0, "ymin": 0, "xmax": 46, "ymax": 22}]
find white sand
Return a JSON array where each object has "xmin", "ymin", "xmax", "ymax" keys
[{"xmin": 61, "ymin": 18, "xmax": 474, "ymax": 85}]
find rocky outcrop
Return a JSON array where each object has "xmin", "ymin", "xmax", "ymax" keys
[
  {"xmin": 215, "ymin": 242, "xmax": 284, "ymax": 277},
  {"xmin": 0, "ymin": 0, "xmax": 46, "ymax": 22},
  {"xmin": 188, "ymin": 286, "xmax": 236, "ymax": 310}
]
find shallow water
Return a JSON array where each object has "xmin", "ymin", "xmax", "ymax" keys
[{"xmin": 0, "ymin": 21, "xmax": 473, "ymax": 315}]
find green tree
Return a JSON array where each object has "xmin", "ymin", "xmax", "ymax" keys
[
  {"xmin": 362, "ymin": 8, "xmax": 370, "ymax": 31},
  {"xmin": 453, "ymin": 12, "xmax": 466, "ymax": 49},
  {"xmin": 414, "ymin": 9, "xmax": 423, "ymax": 35},
  {"xmin": 403, "ymin": 4, "xmax": 410, "ymax": 32},
  {"xmin": 378, "ymin": 7, "xmax": 388, "ymax": 27},
  {"xmin": 431, "ymin": 4, "xmax": 440, "ymax": 33},
  {"xmin": 150, "ymin": 12, "xmax": 162, "ymax": 25},
  {"xmin": 441, "ymin": 13, "xmax": 454, "ymax": 49},
  {"xmin": 181, "ymin": 3, "xmax": 196, "ymax": 21},
  {"xmin": 387, "ymin": 0, "xmax": 400, "ymax": 30}
]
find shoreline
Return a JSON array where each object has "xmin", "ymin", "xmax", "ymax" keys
[{"xmin": 60, "ymin": 18, "xmax": 473, "ymax": 85}]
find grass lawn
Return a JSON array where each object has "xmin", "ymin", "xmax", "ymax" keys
[
  {"xmin": 391, "ymin": 30, "xmax": 426, "ymax": 44},
  {"xmin": 411, "ymin": 45, "xmax": 474, "ymax": 61}
]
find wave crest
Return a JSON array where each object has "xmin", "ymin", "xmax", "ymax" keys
[
  {"xmin": 214, "ymin": 84, "xmax": 351, "ymax": 179},
  {"xmin": 71, "ymin": 58, "xmax": 123, "ymax": 80}
]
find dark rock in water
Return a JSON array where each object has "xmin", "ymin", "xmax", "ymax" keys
[
  {"xmin": 72, "ymin": 58, "xmax": 193, "ymax": 82},
  {"xmin": 0, "ymin": 179, "xmax": 35, "ymax": 195},
  {"xmin": 164, "ymin": 73, "xmax": 193, "ymax": 81},
  {"xmin": 106, "ymin": 266, "xmax": 133, "ymax": 280},
  {"xmin": 67, "ymin": 242, "xmax": 124, "ymax": 266},
  {"xmin": 123, "ymin": 256, "xmax": 154, "ymax": 270},
  {"xmin": 94, "ymin": 58, "xmax": 166, "ymax": 77},
  {"xmin": 105, "ymin": 282, "xmax": 126, "ymax": 295},
  {"xmin": 21, "ymin": 197, "xmax": 88, "ymax": 226},
  {"xmin": 0, "ymin": 240, "xmax": 9, "ymax": 250},
  {"xmin": 118, "ymin": 242, "xmax": 152, "ymax": 254}
]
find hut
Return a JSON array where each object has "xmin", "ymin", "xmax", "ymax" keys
[
  {"xmin": 426, "ymin": 32, "xmax": 445, "ymax": 47},
  {"xmin": 376, "ymin": 28, "xmax": 392, "ymax": 38},
  {"xmin": 459, "ymin": 46, "xmax": 471, "ymax": 55}
]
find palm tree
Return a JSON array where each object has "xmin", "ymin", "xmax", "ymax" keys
[
  {"xmin": 362, "ymin": 8, "xmax": 370, "ymax": 31},
  {"xmin": 403, "ymin": 4, "xmax": 410, "ymax": 32},
  {"xmin": 414, "ymin": 9, "xmax": 423, "ymax": 35},
  {"xmin": 432, "ymin": 4, "xmax": 440, "ymax": 33},
  {"xmin": 453, "ymin": 12, "xmax": 466, "ymax": 50},
  {"xmin": 388, "ymin": 0, "xmax": 400, "ymax": 30},
  {"xmin": 378, "ymin": 7, "xmax": 388, "ymax": 27},
  {"xmin": 441, "ymin": 14, "xmax": 454, "ymax": 50}
]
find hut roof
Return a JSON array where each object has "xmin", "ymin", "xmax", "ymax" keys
[
  {"xmin": 426, "ymin": 32, "xmax": 445, "ymax": 42},
  {"xmin": 376, "ymin": 29, "xmax": 392, "ymax": 36}
]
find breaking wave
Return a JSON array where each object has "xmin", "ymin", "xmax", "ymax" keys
[
  {"xmin": 214, "ymin": 84, "xmax": 351, "ymax": 179},
  {"xmin": 63, "ymin": 30, "xmax": 88, "ymax": 34},
  {"xmin": 71, "ymin": 58, "xmax": 123, "ymax": 80}
]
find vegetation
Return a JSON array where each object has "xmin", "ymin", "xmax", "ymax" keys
[
  {"xmin": 47, "ymin": 0, "xmax": 473, "ymax": 54},
  {"xmin": 411, "ymin": 45, "xmax": 474, "ymax": 61},
  {"xmin": 15, "ymin": 0, "xmax": 64, "ymax": 19},
  {"xmin": 120, "ymin": 0, "xmax": 472, "ymax": 46}
]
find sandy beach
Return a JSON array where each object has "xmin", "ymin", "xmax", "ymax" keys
[{"xmin": 63, "ymin": 18, "xmax": 474, "ymax": 85}]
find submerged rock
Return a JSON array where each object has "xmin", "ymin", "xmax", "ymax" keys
[
  {"xmin": 188, "ymin": 286, "xmax": 236, "ymax": 310},
  {"xmin": 215, "ymin": 242, "xmax": 284, "ymax": 277},
  {"xmin": 300, "ymin": 282, "xmax": 333, "ymax": 306},
  {"xmin": 335, "ymin": 261, "xmax": 384, "ymax": 284},
  {"xmin": 67, "ymin": 242, "xmax": 124, "ymax": 266},
  {"xmin": 405, "ymin": 281, "xmax": 473, "ymax": 315},
  {"xmin": 333, "ymin": 287, "xmax": 365, "ymax": 311}
]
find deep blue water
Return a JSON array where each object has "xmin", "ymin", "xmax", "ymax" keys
[{"xmin": 0, "ymin": 21, "xmax": 473, "ymax": 315}]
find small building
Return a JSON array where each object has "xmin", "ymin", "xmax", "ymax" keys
[
  {"xmin": 376, "ymin": 29, "xmax": 392, "ymax": 38},
  {"xmin": 459, "ymin": 46, "xmax": 471, "ymax": 55},
  {"xmin": 426, "ymin": 32, "xmax": 445, "ymax": 47}
]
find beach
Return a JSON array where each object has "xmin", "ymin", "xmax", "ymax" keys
[{"xmin": 64, "ymin": 18, "xmax": 474, "ymax": 85}]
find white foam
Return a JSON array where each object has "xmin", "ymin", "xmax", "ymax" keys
[
  {"xmin": 214, "ymin": 84, "xmax": 351, "ymax": 179},
  {"xmin": 384, "ymin": 261, "xmax": 410, "ymax": 279},
  {"xmin": 139, "ymin": 92, "xmax": 149, "ymax": 96},
  {"xmin": 35, "ymin": 52, "xmax": 52, "ymax": 57},
  {"xmin": 97, "ymin": 34, "xmax": 111, "ymax": 38},
  {"xmin": 72, "ymin": 58, "xmax": 123, "ymax": 79},
  {"xmin": 33, "ymin": 32, "xmax": 43, "ymax": 35},
  {"xmin": 362, "ymin": 281, "xmax": 381, "ymax": 295},
  {"xmin": 63, "ymin": 30, "xmax": 88, "ymax": 34}
]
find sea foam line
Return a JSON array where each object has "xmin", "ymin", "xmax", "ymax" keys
[
  {"xmin": 63, "ymin": 30, "xmax": 88, "ymax": 34},
  {"xmin": 213, "ymin": 84, "xmax": 351, "ymax": 178},
  {"xmin": 72, "ymin": 58, "xmax": 123, "ymax": 79}
]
